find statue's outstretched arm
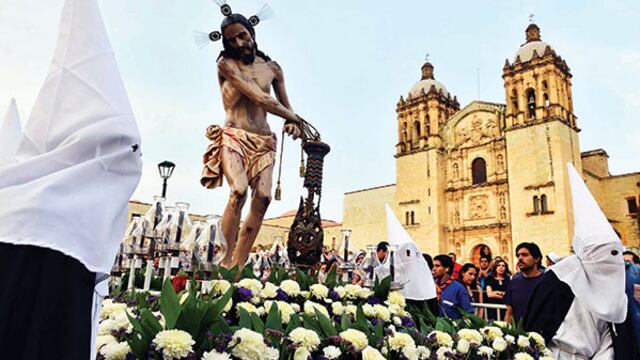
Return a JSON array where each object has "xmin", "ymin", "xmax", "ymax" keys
[
  {"xmin": 270, "ymin": 61, "xmax": 292, "ymax": 111},
  {"xmin": 217, "ymin": 58, "xmax": 298, "ymax": 122}
]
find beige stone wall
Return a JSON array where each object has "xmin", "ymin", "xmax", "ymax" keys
[
  {"xmin": 343, "ymin": 184, "xmax": 396, "ymax": 252},
  {"xmin": 582, "ymin": 150, "xmax": 610, "ymax": 178},
  {"xmin": 592, "ymin": 173, "xmax": 640, "ymax": 248},
  {"xmin": 505, "ymin": 120, "xmax": 581, "ymax": 257}
]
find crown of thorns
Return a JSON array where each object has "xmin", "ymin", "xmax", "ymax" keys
[{"xmin": 206, "ymin": 1, "xmax": 273, "ymax": 42}]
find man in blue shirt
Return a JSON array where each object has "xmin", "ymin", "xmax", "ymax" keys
[
  {"xmin": 432, "ymin": 254, "xmax": 474, "ymax": 319},
  {"xmin": 624, "ymin": 251, "xmax": 640, "ymax": 351},
  {"xmin": 505, "ymin": 242, "xmax": 544, "ymax": 324}
]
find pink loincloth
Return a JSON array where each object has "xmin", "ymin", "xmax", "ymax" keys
[{"xmin": 200, "ymin": 125, "xmax": 277, "ymax": 189}]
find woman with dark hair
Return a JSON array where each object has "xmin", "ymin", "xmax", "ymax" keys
[
  {"xmin": 480, "ymin": 245, "xmax": 492, "ymax": 262},
  {"xmin": 458, "ymin": 263, "xmax": 484, "ymax": 318},
  {"xmin": 485, "ymin": 259, "xmax": 511, "ymax": 320}
]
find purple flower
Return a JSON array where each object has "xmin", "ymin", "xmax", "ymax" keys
[
  {"xmin": 370, "ymin": 318, "xmax": 379, "ymax": 326},
  {"xmin": 237, "ymin": 288, "xmax": 253, "ymax": 302},
  {"xmin": 276, "ymin": 289, "xmax": 290, "ymax": 302},
  {"xmin": 127, "ymin": 299, "xmax": 137, "ymax": 306},
  {"xmin": 329, "ymin": 290, "xmax": 340, "ymax": 301},
  {"xmin": 401, "ymin": 316, "xmax": 415, "ymax": 327},
  {"xmin": 147, "ymin": 295, "xmax": 158, "ymax": 303},
  {"xmin": 334, "ymin": 315, "xmax": 342, "ymax": 324},
  {"xmin": 366, "ymin": 296, "xmax": 382, "ymax": 305}
]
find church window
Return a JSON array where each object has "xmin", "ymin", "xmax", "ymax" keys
[
  {"xmin": 533, "ymin": 196, "xmax": 540, "ymax": 214},
  {"xmin": 453, "ymin": 163, "xmax": 459, "ymax": 179},
  {"xmin": 413, "ymin": 121, "xmax": 421, "ymax": 140},
  {"xmin": 499, "ymin": 206, "xmax": 506, "ymax": 220},
  {"xmin": 405, "ymin": 212, "xmax": 410, "ymax": 225},
  {"xmin": 428, "ymin": 188, "xmax": 431, "ymax": 196},
  {"xmin": 542, "ymin": 80, "xmax": 548, "ymax": 90},
  {"xmin": 541, "ymin": 194, "xmax": 548, "ymax": 212},
  {"xmin": 411, "ymin": 211, "xmax": 415, "ymax": 224},
  {"xmin": 543, "ymin": 93, "xmax": 549, "ymax": 108},
  {"xmin": 471, "ymin": 158, "xmax": 487, "ymax": 185},
  {"xmin": 526, "ymin": 88, "xmax": 536, "ymax": 118},
  {"xmin": 628, "ymin": 197, "xmax": 638, "ymax": 214},
  {"xmin": 511, "ymin": 89, "xmax": 518, "ymax": 114}
]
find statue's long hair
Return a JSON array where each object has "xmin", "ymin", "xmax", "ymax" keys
[{"xmin": 217, "ymin": 14, "xmax": 270, "ymax": 64}]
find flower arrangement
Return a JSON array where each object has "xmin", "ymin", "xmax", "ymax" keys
[{"xmin": 97, "ymin": 265, "xmax": 551, "ymax": 359}]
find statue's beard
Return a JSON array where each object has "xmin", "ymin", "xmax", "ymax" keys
[{"xmin": 227, "ymin": 44, "xmax": 256, "ymax": 65}]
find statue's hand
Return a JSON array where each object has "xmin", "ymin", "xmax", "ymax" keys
[{"xmin": 284, "ymin": 116, "xmax": 303, "ymax": 140}]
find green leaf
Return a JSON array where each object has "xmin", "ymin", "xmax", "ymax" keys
[
  {"xmin": 202, "ymin": 286, "xmax": 234, "ymax": 328},
  {"xmin": 238, "ymin": 307, "xmax": 252, "ymax": 329},
  {"xmin": 300, "ymin": 313, "xmax": 323, "ymax": 335},
  {"xmin": 340, "ymin": 313, "xmax": 352, "ymax": 331},
  {"xmin": 419, "ymin": 317, "xmax": 431, "ymax": 336},
  {"xmin": 374, "ymin": 318, "xmax": 383, "ymax": 338},
  {"xmin": 355, "ymin": 305, "xmax": 368, "ymax": 330},
  {"xmin": 140, "ymin": 309, "xmax": 163, "ymax": 335},
  {"xmin": 175, "ymin": 294, "xmax": 203, "ymax": 338},
  {"xmin": 285, "ymin": 314, "xmax": 300, "ymax": 334},
  {"xmin": 265, "ymin": 302, "xmax": 284, "ymax": 332},
  {"xmin": 242, "ymin": 265, "xmax": 257, "ymax": 280},
  {"xmin": 459, "ymin": 307, "xmax": 486, "ymax": 329},
  {"xmin": 159, "ymin": 279, "xmax": 182, "ymax": 329},
  {"xmin": 421, "ymin": 303, "xmax": 437, "ymax": 325},
  {"xmin": 250, "ymin": 312, "xmax": 265, "ymax": 333},
  {"xmin": 325, "ymin": 265, "xmax": 338, "ymax": 288},
  {"xmin": 209, "ymin": 315, "xmax": 232, "ymax": 336},
  {"xmin": 374, "ymin": 275, "xmax": 392, "ymax": 300},
  {"xmin": 315, "ymin": 309, "xmax": 338, "ymax": 338},
  {"xmin": 435, "ymin": 318, "xmax": 454, "ymax": 334}
]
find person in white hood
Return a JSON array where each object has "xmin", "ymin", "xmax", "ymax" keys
[
  {"xmin": 524, "ymin": 164, "xmax": 637, "ymax": 359},
  {"xmin": 0, "ymin": 0, "xmax": 142, "ymax": 358}
]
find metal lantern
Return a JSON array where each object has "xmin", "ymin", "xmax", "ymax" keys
[
  {"xmin": 359, "ymin": 245, "xmax": 381, "ymax": 288},
  {"xmin": 124, "ymin": 216, "xmax": 145, "ymax": 260},
  {"xmin": 156, "ymin": 206, "xmax": 176, "ymax": 252},
  {"xmin": 179, "ymin": 220, "xmax": 202, "ymax": 273},
  {"xmin": 166, "ymin": 202, "xmax": 192, "ymax": 252},
  {"xmin": 198, "ymin": 215, "xmax": 227, "ymax": 269},
  {"xmin": 157, "ymin": 160, "xmax": 175, "ymax": 198}
]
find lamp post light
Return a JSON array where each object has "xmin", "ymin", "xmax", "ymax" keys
[{"xmin": 158, "ymin": 160, "xmax": 175, "ymax": 198}]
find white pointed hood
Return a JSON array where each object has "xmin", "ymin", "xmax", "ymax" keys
[
  {"xmin": 0, "ymin": 98, "xmax": 22, "ymax": 166},
  {"xmin": 0, "ymin": 0, "xmax": 142, "ymax": 274},
  {"xmin": 550, "ymin": 163, "xmax": 627, "ymax": 323},
  {"xmin": 376, "ymin": 204, "xmax": 437, "ymax": 300}
]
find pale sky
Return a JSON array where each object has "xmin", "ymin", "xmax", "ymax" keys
[{"xmin": 1, "ymin": 0, "xmax": 639, "ymax": 222}]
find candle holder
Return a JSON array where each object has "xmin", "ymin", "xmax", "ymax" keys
[
  {"xmin": 359, "ymin": 245, "xmax": 380, "ymax": 289},
  {"xmin": 387, "ymin": 244, "xmax": 404, "ymax": 291},
  {"xmin": 141, "ymin": 196, "xmax": 165, "ymax": 291}
]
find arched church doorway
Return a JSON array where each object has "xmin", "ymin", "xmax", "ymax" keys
[{"xmin": 470, "ymin": 244, "xmax": 492, "ymax": 265}]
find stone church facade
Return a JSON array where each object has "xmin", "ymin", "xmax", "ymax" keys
[{"xmin": 343, "ymin": 23, "xmax": 640, "ymax": 263}]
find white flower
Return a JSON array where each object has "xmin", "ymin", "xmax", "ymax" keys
[
  {"xmin": 373, "ymin": 304, "xmax": 391, "ymax": 322},
  {"xmin": 210, "ymin": 279, "xmax": 232, "ymax": 296},
  {"xmin": 236, "ymin": 302, "xmax": 257, "ymax": 314},
  {"xmin": 416, "ymin": 346, "xmax": 431, "ymax": 360},
  {"xmin": 322, "ymin": 346, "xmax": 342, "ymax": 359},
  {"xmin": 428, "ymin": 331, "xmax": 454, "ymax": 348},
  {"xmin": 381, "ymin": 347, "xmax": 389, "ymax": 355},
  {"xmin": 202, "ymin": 350, "xmax": 232, "ymax": 360},
  {"xmin": 237, "ymin": 278, "xmax": 263, "ymax": 295},
  {"xmin": 152, "ymin": 329, "xmax": 195, "ymax": 359},
  {"xmin": 514, "ymin": 353, "xmax": 534, "ymax": 360},
  {"xmin": 517, "ymin": 335, "xmax": 530, "ymax": 348},
  {"xmin": 291, "ymin": 303, "xmax": 301, "ymax": 312},
  {"xmin": 345, "ymin": 305, "xmax": 357, "ymax": 317},
  {"xmin": 388, "ymin": 332, "xmax": 415, "ymax": 352},
  {"xmin": 492, "ymin": 337, "xmax": 507, "ymax": 352},
  {"xmin": 478, "ymin": 346, "xmax": 494, "ymax": 358},
  {"xmin": 264, "ymin": 301, "xmax": 295, "ymax": 323},
  {"xmin": 333, "ymin": 286, "xmax": 347, "ymax": 299},
  {"xmin": 331, "ymin": 302, "xmax": 344, "ymax": 316},
  {"xmin": 152, "ymin": 311, "xmax": 167, "ymax": 327},
  {"xmin": 387, "ymin": 291, "xmax": 406, "ymax": 307},
  {"xmin": 480, "ymin": 326, "xmax": 504, "ymax": 341},
  {"xmin": 310, "ymin": 284, "xmax": 329, "ymax": 299},
  {"xmin": 492, "ymin": 320, "xmax": 508, "ymax": 328},
  {"xmin": 112, "ymin": 311, "xmax": 133, "ymax": 334},
  {"xmin": 250, "ymin": 296, "xmax": 262, "ymax": 305},
  {"xmin": 539, "ymin": 357, "xmax": 554, "ymax": 360},
  {"xmin": 289, "ymin": 328, "xmax": 321, "ymax": 351},
  {"xmin": 293, "ymin": 347, "xmax": 311, "ymax": 360},
  {"xmin": 457, "ymin": 329, "xmax": 483, "ymax": 345},
  {"xmin": 264, "ymin": 347, "xmax": 279, "ymax": 360},
  {"xmin": 404, "ymin": 344, "xmax": 419, "ymax": 360},
  {"xmin": 393, "ymin": 316, "xmax": 402, "ymax": 326},
  {"xmin": 339, "ymin": 329, "xmax": 368, "ymax": 351},
  {"xmin": 98, "ymin": 319, "xmax": 117, "ymax": 336},
  {"xmin": 230, "ymin": 328, "xmax": 268, "ymax": 360},
  {"xmin": 344, "ymin": 284, "xmax": 362, "ymax": 299},
  {"xmin": 260, "ymin": 282, "xmax": 279, "ymax": 299},
  {"xmin": 435, "ymin": 346, "xmax": 455, "ymax": 360},
  {"xmin": 358, "ymin": 287, "xmax": 374, "ymax": 299},
  {"xmin": 99, "ymin": 300, "xmax": 128, "ymax": 320},
  {"xmin": 456, "ymin": 338, "xmax": 470, "ymax": 354},
  {"xmin": 504, "ymin": 335, "xmax": 515, "ymax": 344},
  {"xmin": 300, "ymin": 290, "xmax": 310, "ymax": 299},
  {"xmin": 361, "ymin": 346, "xmax": 386, "ymax": 360},
  {"xmin": 280, "ymin": 280, "xmax": 301, "ymax": 296},
  {"xmin": 96, "ymin": 335, "xmax": 117, "ymax": 352},
  {"xmin": 528, "ymin": 331, "xmax": 546, "ymax": 348},
  {"xmin": 362, "ymin": 304, "xmax": 376, "ymax": 317},
  {"xmin": 304, "ymin": 300, "xmax": 330, "ymax": 318},
  {"xmin": 100, "ymin": 341, "xmax": 131, "ymax": 360},
  {"xmin": 388, "ymin": 303, "xmax": 404, "ymax": 316},
  {"xmin": 180, "ymin": 292, "xmax": 189, "ymax": 305},
  {"xmin": 388, "ymin": 324, "xmax": 396, "ymax": 333}
]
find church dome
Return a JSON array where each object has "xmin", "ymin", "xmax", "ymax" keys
[
  {"xmin": 408, "ymin": 62, "xmax": 450, "ymax": 98},
  {"xmin": 513, "ymin": 23, "xmax": 554, "ymax": 63}
]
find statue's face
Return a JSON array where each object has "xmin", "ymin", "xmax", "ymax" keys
[{"xmin": 223, "ymin": 23, "xmax": 255, "ymax": 61}]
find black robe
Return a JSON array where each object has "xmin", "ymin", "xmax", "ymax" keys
[{"xmin": 524, "ymin": 271, "xmax": 638, "ymax": 360}]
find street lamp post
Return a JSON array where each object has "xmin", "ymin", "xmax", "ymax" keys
[{"xmin": 158, "ymin": 160, "xmax": 175, "ymax": 198}]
